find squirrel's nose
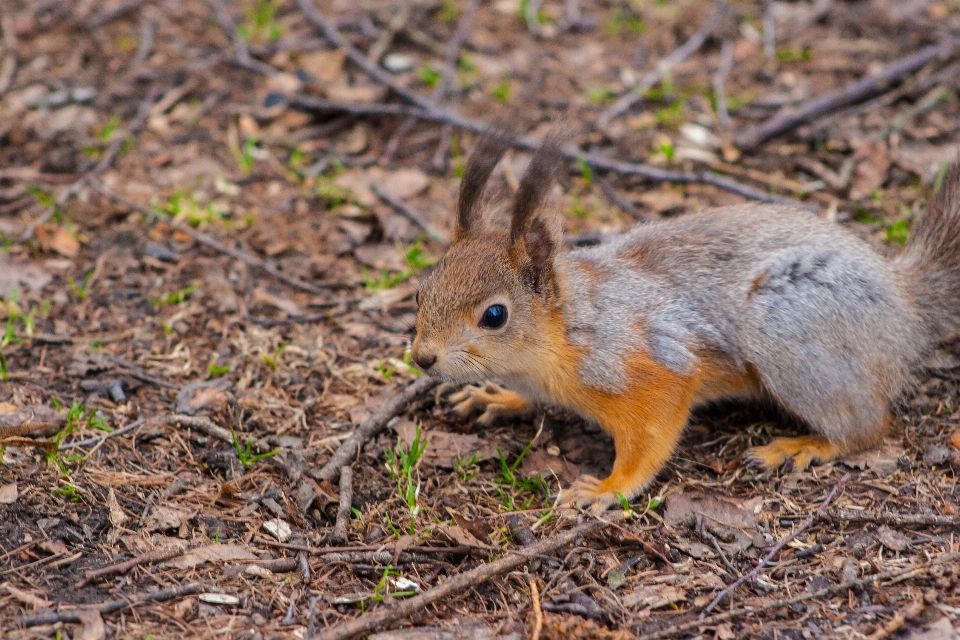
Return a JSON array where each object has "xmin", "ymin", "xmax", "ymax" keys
[{"xmin": 412, "ymin": 352, "xmax": 437, "ymax": 371}]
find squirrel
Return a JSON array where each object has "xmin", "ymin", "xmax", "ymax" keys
[{"xmin": 411, "ymin": 130, "xmax": 960, "ymax": 512}]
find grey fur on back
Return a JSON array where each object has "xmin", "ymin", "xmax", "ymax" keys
[{"xmin": 557, "ymin": 204, "xmax": 927, "ymax": 445}]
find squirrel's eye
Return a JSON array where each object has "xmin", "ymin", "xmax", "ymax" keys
[{"xmin": 480, "ymin": 304, "xmax": 507, "ymax": 329}]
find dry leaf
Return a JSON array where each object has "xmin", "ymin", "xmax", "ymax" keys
[
  {"xmin": 39, "ymin": 540, "xmax": 69, "ymax": 555},
  {"xmin": 876, "ymin": 525, "xmax": 911, "ymax": 551},
  {"xmin": 144, "ymin": 505, "xmax": 192, "ymax": 532},
  {"xmin": 162, "ymin": 544, "xmax": 257, "ymax": 569},
  {"xmin": 891, "ymin": 143, "xmax": 957, "ymax": 185},
  {"xmin": 77, "ymin": 610, "xmax": 106, "ymax": 640},
  {"xmin": 4, "ymin": 583, "xmax": 53, "ymax": 609},
  {"xmin": 393, "ymin": 419, "xmax": 498, "ymax": 469},
  {"xmin": 849, "ymin": 141, "xmax": 890, "ymax": 200},
  {"xmin": 0, "ymin": 253, "xmax": 52, "ymax": 298},
  {"xmin": 298, "ymin": 50, "xmax": 345, "ymax": 83},
  {"xmin": 842, "ymin": 442, "xmax": 903, "ymax": 475},
  {"xmin": 0, "ymin": 482, "xmax": 17, "ymax": 504},
  {"xmin": 36, "ymin": 224, "xmax": 80, "ymax": 258},
  {"xmin": 518, "ymin": 449, "xmax": 579, "ymax": 484},
  {"xmin": 621, "ymin": 584, "xmax": 686, "ymax": 609},
  {"xmin": 947, "ymin": 430, "xmax": 960, "ymax": 450},
  {"xmin": 436, "ymin": 524, "xmax": 487, "ymax": 548},
  {"xmin": 906, "ymin": 617, "xmax": 959, "ymax": 640},
  {"xmin": 368, "ymin": 167, "xmax": 429, "ymax": 200},
  {"xmin": 106, "ymin": 487, "xmax": 127, "ymax": 528},
  {"xmin": 325, "ymin": 84, "xmax": 388, "ymax": 104}
]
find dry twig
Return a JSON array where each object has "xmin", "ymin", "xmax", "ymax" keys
[
  {"xmin": 21, "ymin": 88, "xmax": 160, "ymax": 240},
  {"xmin": 167, "ymin": 414, "xmax": 233, "ymax": 444},
  {"xmin": 598, "ymin": 0, "xmax": 726, "ymax": 129},
  {"xmin": 822, "ymin": 508, "xmax": 960, "ymax": 528},
  {"xmin": 91, "ymin": 180, "xmax": 331, "ymax": 296},
  {"xmin": 736, "ymin": 39, "xmax": 959, "ymax": 150},
  {"xmin": 0, "ymin": 406, "xmax": 65, "ymax": 440},
  {"xmin": 370, "ymin": 183, "xmax": 446, "ymax": 242},
  {"xmin": 0, "ymin": 13, "xmax": 18, "ymax": 97},
  {"xmin": 331, "ymin": 466, "xmax": 354, "ymax": 545},
  {"xmin": 77, "ymin": 543, "xmax": 188, "ymax": 588},
  {"xmin": 59, "ymin": 417, "xmax": 148, "ymax": 451},
  {"xmin": 712, "ymin": 38, "xmax": 735, "ymax": 129},
  {"xmin": 644, "ymin": 550, "xmax": 960, "ymax": 639},
  {"xmin": 208, "ymin": 0, "xmax": 278, "ymax": 76},
  {"xmin": 21, "ymin": 582, "xmax": 204, "ymax": 626},
  {"xmin": 315, "ymin": 375, "xmax": 437, "ymax": 483},
  {"xmin": 703, "ymin": 473, "xmax": 850, "ymax": 614},
  {"xmin": 314, "ymin": 518, "xmax": 610, "ymax": 640}
]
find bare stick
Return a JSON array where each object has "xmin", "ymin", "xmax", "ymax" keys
[
  {"xmin": 21, "ymin": 88, "xmax": 160, "ymax": 240},
  {"xmin": 168, "ymin": 414, "xmax": 234, "ymax": 444},
  {"xmin": 644, "ymin": 550, "xmax": 960, "ymax": 640},
  {"xmin": 0, "ymin": 406, "xmax": 66, "ymax": 439},
  {"xmin": 290, "ymin": 94, "xmax": 815, "ymax": 210},
  {"xmin": 316, "ymin": 376, "xmax": 437, "ymax": 483},
  {"xmin": 736, "ymin": 39, "xmax": 959, "ymax": 150},
  {"xmin": 598, "ymin": 0, "xmax": 725, "ymax": 129},
  {"xmin": 255, "ymin": 537, "xmax": 486, "ymax": 557},
  {"xmin": 702, "ymin": 473, "xmax": 850, "ymax": 614},
  {"xmin": 86, "ymin": 0, "xmax": 149, "ymax": 28},
  {"xmin": 77, "ymin": 543, "xmax": 188, "ymax": 588},
  {"xmin": 762, "ymin": 0, "xmax": 776, "ymax": 61},
  {"xmin": 315, "ymin": 518, "xmax": 609, "ymax": 640},
  {"xmin": 370, "ymin": 183, "xmax": 446, "ymax": 242},
  {"xmin": 294, "ymin": 0, "xmax": 432, "ymax": 110},
  {"xmin": 59, "ymin": 417, "xmax": 147, "ymax": 451},
  {"xmin": 90, "ymin": 180, "xmax": 331, "ymax": 296},
  {"xmin": 20, "ymin": 582, "xmax": 204, "ymax": 627},
  {"xmin": 821, "ymin": 508, "xmax": 960, "ymax": 528},
  {"xmin": 712, "ymin": 38, "xmax": 735, "ymax": 129},
  {"xmin": 208, "ymin": 0, "xmax": 278, "ymax": 76},
  {"xmin": 529, "ymin": 577, "xmax": 544, "ymax": 640},
  {"xmin": 0, "ymin": 13, "xmax": 18, "ymax": 98},
  {"xmin": 129, "ymin": 15, "xmax": 155, "ymax": 69},
  {"xmin": 596, "ymin": 176, "xmax": 646, "ymax": 220},
  {"xmin": 331, "ymin": 466, "xmax": 354, "ymax": 545}
]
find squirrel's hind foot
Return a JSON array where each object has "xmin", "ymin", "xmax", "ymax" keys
[
  {"xmin": 449, "ymin": 382, "xmax": 530, "ymax": 425},
  {"xmin": 746, "ymin": 435, "xmax": 842, "ymax": 471},
  {"xmin": 560, "ymin": 475, "xmax": 627, "ymax": 514}
]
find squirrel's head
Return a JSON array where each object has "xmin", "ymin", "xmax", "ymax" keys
[{"xmin": 411, "ymin": 130, "xmax": 566, "ymax": 383}]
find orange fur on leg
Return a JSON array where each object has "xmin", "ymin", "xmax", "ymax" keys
[{"xmin": 746, "ymin": 435, "xmax": 842, "ymax": 470}]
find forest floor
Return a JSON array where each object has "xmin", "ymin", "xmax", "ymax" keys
[{"xmin": 1, "ymin": 0, "xmax": 960, "ymax": 638}]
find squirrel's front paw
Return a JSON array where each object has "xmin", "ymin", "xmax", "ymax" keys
[
  {"xmin": 448, "ymin": 382, "xmax": 529, "ymax": 425},
  {"xmin": 559, "ymin": 475, "xmax": 622, "ymax": 514}
]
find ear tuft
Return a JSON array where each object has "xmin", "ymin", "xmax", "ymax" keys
[
  {"xmin": 509, "ymin": 130, "xmax": 567, "ymax": 246},
  {"xmin": 455, "ymin": 130, "xmax": 511, "ymax": 241}
]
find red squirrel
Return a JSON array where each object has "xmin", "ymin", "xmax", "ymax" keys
[{"xmin": 412, "ymin": 131, "xmax": 960, "ymax": 511}]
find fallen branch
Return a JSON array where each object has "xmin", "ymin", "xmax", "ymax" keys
[
  {"xmin": 60, "ymin": 417, "xmax": 148, "ymax": 451},
  {"xmin": 168, "ymin": 414, "xmax": 234, "ymax": 444},
  {"xmin": 712, "ymin": 38, "xmax": 735, "ymax": 129},
  {"xmin": 0, "ymin": 13, "xmax": 18, "ymax": 98},
  {"xmin": 20, "ymin": 582, "xmax": 204, "ymax": 627},
  {"xmin": 822, "ymin": 508, "xmax": 960, "ymax": 528},
  {"xmin": 290, "ymin": 94, "xmax": 815, "ymax": 210},
  {"xmin": 736, "ymin": 39, "xmax": 959, "ymax": 150},
  {"xmin": 102, "ymin": 354, "xmax": 182, "ymax": 391},
  {"xmin": 290, "ymin": 2, "xmax": 813, "ymax": 210},
  {"xmin": 370, "ymin": 183, "xmax": 446, "ymax": 242},
  {"xmin": 597, "ymin": 0, "xmax": 726, "ymax": 129},
  {"xmin": 208, "ymin": 0, "xmax": 279, "ymax": 76},
  {"xmin": 703, "ymin": 473, "xmax": 850, "ymax": 614},
  {"xmin": 77, "ymin": 543, "xmax": 188, "ymax": 588},
  {"xmin": 315, "ymin": 375, "xmax": 437, "ymax": 483},
  {"xmin": 314, "ymin": 518, "xmax": 610, "ymax": 640},
  {"xmin": 644, "ymin": 550, "xmax": 960, "ymax": 640},
  {"xmin": 331, "ymin": 466, "xmax": 354, "ymax": 545},
  {"xmin": 21, "ymin": 87, "xmax": 160, "ymax": 240},
  {"xmin": 0, "ymin": 406, "xmax": 66, "ymax": 439},
  {"xmin": 90, "ymin": 179, "xmax": 331, "ymax": 296},
  {"xmin": 254, "ymin": 537, "xmax": 486, "ymax": 557}
]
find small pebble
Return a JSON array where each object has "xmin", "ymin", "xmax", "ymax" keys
[
  {"xmin": 71, "ymin": 87, "xmax": 96, "ymax": 103},
  {"xmin": 382, "ymin": 53, "xmax": 414, "ymax": 72},
  {"xmin": 46, "ymin": 90, "xmax": 69, "ymax": 107}
]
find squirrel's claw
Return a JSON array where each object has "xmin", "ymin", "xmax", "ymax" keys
[
  {"xmin": 448, "ymin": 383, "xmax": 529, "ymax": 425},
  {"xmin": 745, "ymin": 436, "xmax": 842, "ymax": 471},
  {"xmin": 560, "ymin": 475, "xmax": 620, "ymax": 513}
]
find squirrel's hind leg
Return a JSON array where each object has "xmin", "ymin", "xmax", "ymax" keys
[
  {"xmin": 745, "ymin": 410, "xmax": 891, "ymax": 471},
  {"xmin": 449, "ymin": 382, "xmax": 530, "ymax": 425},
  {"xmin": 746, "ymin": 435, "xmax": 842, "ymax": 470}
]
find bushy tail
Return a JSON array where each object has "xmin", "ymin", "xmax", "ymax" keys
[{"xmin": 897, "ymin": 157, "xmax": 960, "ymax": 341}]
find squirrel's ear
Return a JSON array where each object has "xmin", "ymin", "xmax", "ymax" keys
[
  {"xmin": 454, "ymin": 130, "xmax": 511, "ymax": 242},
  {"xmin": 509, "ymin": 131, "xmax": 566, "ymax": 290}
]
